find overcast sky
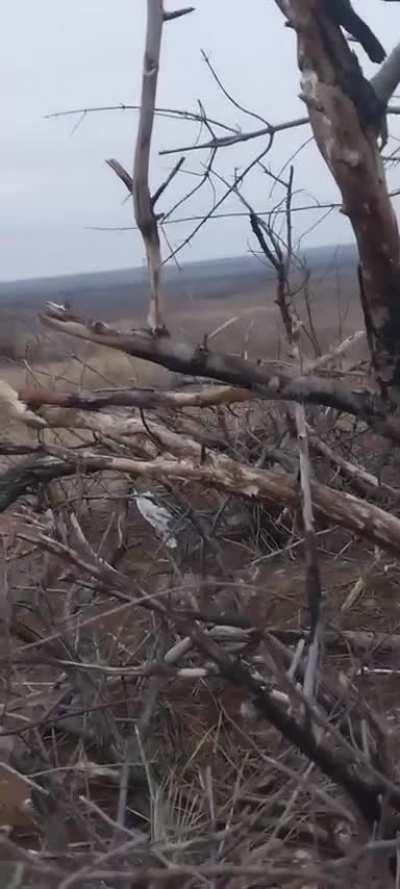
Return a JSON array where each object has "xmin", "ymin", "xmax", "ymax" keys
[{"xmin": 2, "ymin": 0, "xmax": 400, "ymax": 281}]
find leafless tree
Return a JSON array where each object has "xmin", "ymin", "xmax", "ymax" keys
[{"xmin": 5, "ymin": 2, "xmax": 400, "ymax": 887}]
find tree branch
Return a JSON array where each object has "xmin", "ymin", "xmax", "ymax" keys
[
  {"xmin": 151, "ymin": 155, "xmax": 185, "ymax": 206},
  {"xmin": 159, "ymin": 116, "xmax": 309, "ymax": 155},
  {"xmin": 371, "ymin": 42, "xmax": 400, "ymax": 105},
  {"xmin": 163, "ymin": 6, "xmax": 194, "ymax": 21},
  {"xmin": 20, "ymin": 383, "xmax": 252, "ymax": 411},
  {"xmin": 6, "ymin": 441, "xmax": 400, "ymax": 556},
  {"xmin": 106, "ymin": 158, "xmax": 133, "ymax": 193},
  {"xmin": 40, "ymin": 302, "xmax": 395, "ymax": 432}
]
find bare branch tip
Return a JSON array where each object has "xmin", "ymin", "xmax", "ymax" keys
[{"xmin": 163, "ymin": 6, "xmax": 195, "ymax": 22}]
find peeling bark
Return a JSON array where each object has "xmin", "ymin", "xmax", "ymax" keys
[
  {"xmin": 274, "ymin": 0, "xmax": 400, "ymax": 397},
  {"xmin": 6, "ymin": 438, "xmax": 400, "ymax": 556}
]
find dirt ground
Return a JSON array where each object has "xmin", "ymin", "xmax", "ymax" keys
[{"xmin": 0, "ymin": 261, "xmax": 398, "ymax": 886}]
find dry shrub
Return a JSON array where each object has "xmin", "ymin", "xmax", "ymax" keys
[{"xmin": 0, "ymin": 313, "xmax": 397, "ymax": 887}]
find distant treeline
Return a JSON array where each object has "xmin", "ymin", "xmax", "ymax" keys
[{"xmin": 0, "ymin": 244, "xmax": 357, "ymax": 320}]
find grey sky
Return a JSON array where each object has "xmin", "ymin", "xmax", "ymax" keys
[{"xmin": 1, "ymin": 0, "xmax": 399, "ymax": 281}]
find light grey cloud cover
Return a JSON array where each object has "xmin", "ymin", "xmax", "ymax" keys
[{"xmin": 1, "ymin": 0, "xmax": 399, "ymax": 280}]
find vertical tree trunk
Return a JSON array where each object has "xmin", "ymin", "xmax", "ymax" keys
[
  {"xmin": 274, "ymin": 0, "xmax": 400, "ymax": 398},
  {"xmin": 133, "ymin": 0, "xmax": 165, "ymax": 332}
]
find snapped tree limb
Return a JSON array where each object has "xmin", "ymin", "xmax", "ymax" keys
[
  {"xmin": 5, "ymin": 439, "xmax": 400, "ymax": 556},
  {"xmin": 40, "ymin": 302, "xmax": 400, "ymax": 441}
]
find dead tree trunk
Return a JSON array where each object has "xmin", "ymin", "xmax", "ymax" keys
[
  {"xmin": 274, "ymin": 0, "xmax": 400, "ymax": 398},
  {"xmin": 132, "ymin": 0, "xmax": 193, "ymax": 332}
]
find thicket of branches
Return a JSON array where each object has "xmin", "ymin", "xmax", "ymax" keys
[{"xmin": 4, "ymin": 1, "xmax": 400, "ymax": 886}]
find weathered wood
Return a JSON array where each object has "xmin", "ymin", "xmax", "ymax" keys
[
  {"xmin": 40, "ymin": 303, "xmax": 390, "ymax": 426},
  {"xmin": 133, "ymin": 0, "xmax": 165, "ymax": 331},
  {"xmin": 5, "ymin": 437, "xmax": 400, "ymax": 557},
  {"xmin": 274, "ymin": 0, "xmax": 400, "ymax": 396}
]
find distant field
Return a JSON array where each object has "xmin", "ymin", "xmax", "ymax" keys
[
  {"xmin": 0, "ymin": 245, "xmax": 357, "ymax": 316},
  {"xmin": 0, "ymin": 246, "xmax": 365, "ymax": 393}
]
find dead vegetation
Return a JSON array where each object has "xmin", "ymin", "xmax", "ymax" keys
[
  {"xmin": 2, "ymin": 367, "xmax": 400, "ymax": 888},
  {"xmin": 5, "ymin": 1, "xmax": 400, "ymax": 887}
]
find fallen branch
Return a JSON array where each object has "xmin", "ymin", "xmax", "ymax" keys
[
  {"xmin": 40, "ymin": 303, "xmax": 392, "ymax": 429},
  {"xmin": 308, "ymin": 427, "xmax": 400, "ymax": 501},
  {"xmin": 6, "ymin": 443, "xmax": 400, "ymax": 556},
  {"xmin": 20, "ymin": 382, "xmax": 252, "ymax": 411},
  {"xmin": 10, "ymin": 513, "xmax": 400, "ymax": 834},
  {"xmin": 190, "ymin": 626, "xmax": 400, "ymax": 828},
  {"xmin": 274, "ymin": 628, "xmax": 400, "ymax": 655}
]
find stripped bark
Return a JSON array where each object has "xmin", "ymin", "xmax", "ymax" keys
[
  {"xmin": 6, "ymin": 439, "xmax": 400, "ymax": 556},
  {"xmin": 273, "ymin": 0, "xmax": 400, "ymax": 396}
]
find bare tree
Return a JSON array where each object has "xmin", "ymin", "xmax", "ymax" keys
[
  {"xmin": 5, "ymin": 3, "xmax": 400, "ymax": 887},
  {"xmin": 109, "ymin": 0, "xmax": 193, "ymax": 332},
  {"xmin": 273, "ymin": 0, "xmax": 400, "ymax": 397}
]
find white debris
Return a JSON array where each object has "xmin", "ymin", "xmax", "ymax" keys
[{"xmin": 134, "ymin": 491, "xmax": 177, "ymax": 549}]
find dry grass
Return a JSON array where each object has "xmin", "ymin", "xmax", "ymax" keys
[{"xmin": 0, "ymin": 271, "xmax": 397, "ymax": 887}]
